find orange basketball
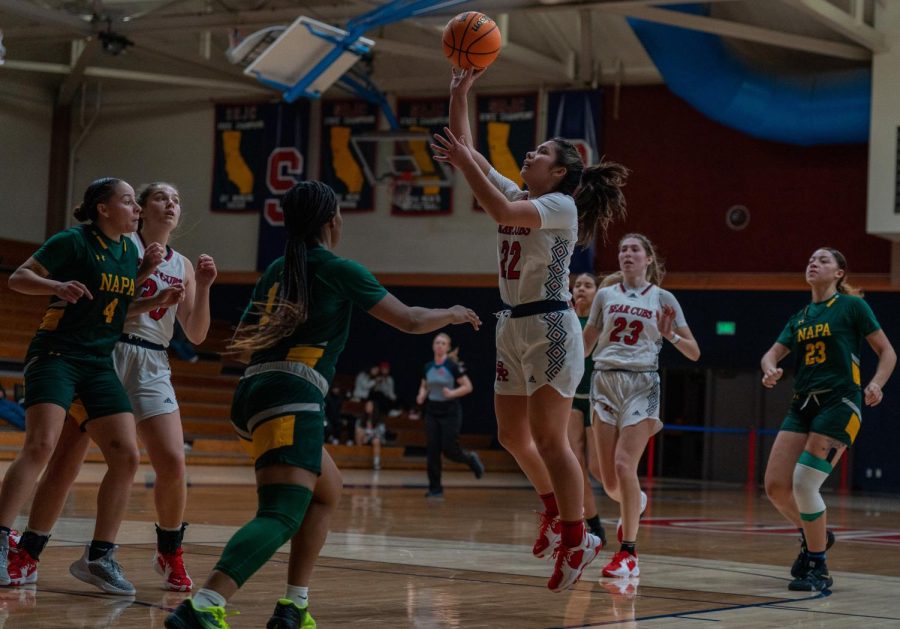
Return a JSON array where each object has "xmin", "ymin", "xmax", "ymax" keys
[{"xmin": 442, "ymin": 12, "xmax": 501, "ymax": 70}]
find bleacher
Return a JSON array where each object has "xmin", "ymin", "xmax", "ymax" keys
[{"xmin": 0, "ymin": 270, "xmax": 516, "ymax": 472}]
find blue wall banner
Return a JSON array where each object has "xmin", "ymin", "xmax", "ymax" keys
[
  {"xmin": 321, "ymin": 99, "xmax": 378, "ymax": 212},
  {"xmin": 546, "ymin": 89, "xmax": 603, "ymax": 274},
  {"xmin": 475, "ymin": 92, "xmax": 538, "ymax": 210},
  {"xmin": 211, "ymin": 102, "xmax": 309, "ymax": 270},
  {"xmin": 393, "ymin": 98, "xmax": 453, "ymax": 215}
]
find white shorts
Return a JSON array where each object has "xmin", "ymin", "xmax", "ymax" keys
[
  {"xmin": 113, "ymin": 342, "xmax": 179, "ymax": 422},
  {"xmin": 591, "ymin": 370, "xmax": 663, "ymax": 433},
  {"xmin": 494, "ymin": 309, "xmax": 583, "ymax": 398}
]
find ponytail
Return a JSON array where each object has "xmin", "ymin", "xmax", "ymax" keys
[
  {"xmin": 575, "ymin": 162, "xmax": 629, "ymax": 246},
  {"xmin": 73, "ymin": 177, "xmax": 122, "ymax": 223},
  {"xmin": 824, "ymin": 247, "xmax": 861, "ymax": 297},
  {"xmin": 549, "ymin": 139, "xmax": 628, "ymax": 246}
]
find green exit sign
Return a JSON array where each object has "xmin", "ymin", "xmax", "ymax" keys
[{"xmin": 717, "ymin": 321, "xmax": 736, "ymax": 336}]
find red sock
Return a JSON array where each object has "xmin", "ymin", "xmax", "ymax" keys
[
  {"xmin": 560, "ymin": 520, "xmax": 585, "ymax": 547},
  {"xmin": 539, "ymin": 492, "xmax": 559, "ymax": 516}
]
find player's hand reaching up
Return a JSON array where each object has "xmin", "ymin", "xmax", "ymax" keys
[
  {"xmin": 432, "ymin": 127, "xmax": 474, "ymax": 169},
  {"xmin": 449, "ymin": 305, "xmax": 481, "ymax": 330},
  {"xmin": 761, "ymin": 367, "xmax": 783, "ymax": 388},
  {"xmin": 450, "ymin": 67, "xmax": 484, "ymax": 95}
]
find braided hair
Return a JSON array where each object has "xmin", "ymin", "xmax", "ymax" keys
[
  {"xmin": 73, "ymin": 178, "xmax": 122, "ymax": 222},
  {"xmin": 550, "ymin": 138, "xmax": 629, "ymax": 246},
  {"xmin": 230, "ymin": 181, "xmax": 338, "ymax": 352}
]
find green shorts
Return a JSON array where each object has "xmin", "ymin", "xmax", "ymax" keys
[
  {"xmin": 780, "ymin": 387, "xmax": 862, "ymax": 447},
  {"xmin": 572, "ymin": 395, "xmax": 592, "ymax": 427},
  {"xmin": 231, "ymin": 371, "xmax": 324, "ymax": 473},
  {"xmin": 23, "ymin": 352, "xmax": 132, "ymax": 424}
]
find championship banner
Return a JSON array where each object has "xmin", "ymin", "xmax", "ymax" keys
[
  {"xmin": 393, "ymin": 97, "xmax": 453, "ymax": 215},
  {"xmin": 212, "ymin": 102, "xmax": 307, "ymax": 213},
  {"xmin": 475, "ymin": 92, "xmax": 538, "ymax": 210},
  {"xmin": 211, "ymin": 102, "xmax": 310, "ymax": 270},
  {"xmin": 320, "ymin": 99, "xmax": 378, "ymax": 212},
  {"xmin": 546, "ymin": 89, "xmax": 603, "ymax": 274}
]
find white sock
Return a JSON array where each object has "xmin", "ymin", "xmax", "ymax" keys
[
  {"xmin": 193, "ymin": 588, "xmax": 227, "ymax": 609},
  {"xmin": 285, "ymin": 585, "xmax": 309, "ymax": 608}
]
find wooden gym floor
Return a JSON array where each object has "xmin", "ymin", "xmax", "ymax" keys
[{"xmin": 1, "ymin": 464, "xmax": 899, "ymax": 627}]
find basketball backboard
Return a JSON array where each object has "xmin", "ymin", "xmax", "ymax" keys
[{"xmin": 227, "ymin": 16, "xmax": 375, "ymax": 100}]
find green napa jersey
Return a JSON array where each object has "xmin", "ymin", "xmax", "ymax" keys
[
  {"xmin": 776, "ymin": 293, "xmax": 880, "ymax": 394},
  {"xmin": 576, "ymin": 315, "xmax": 592, "ymax": 395},
  {"xmin": 28, "ymin": 224, "xmax": 139, "ymax": 359},
  {"xmin": 243, "ymin": 246, "xmax": 388, "ymax": 385}
]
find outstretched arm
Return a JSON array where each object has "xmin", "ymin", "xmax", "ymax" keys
[
  {"xmin": 449, "ymin": 68, "xmax": 491, "ymax": 176},
  {"xmin": 368, "ymin": 293, "xmax": 481, "ymax": 334}
]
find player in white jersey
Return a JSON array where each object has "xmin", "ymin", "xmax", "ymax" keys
[
  {"xmin": 13, "ymin": 182, "xmax": 216, "ymax": 592},
  {"xmin": 584, "ymin": 234, "xmax": 700, "ymax": 578},
  {"xmin": 433, "ymin": 67, "xmax": 628, "ymax": 592}
]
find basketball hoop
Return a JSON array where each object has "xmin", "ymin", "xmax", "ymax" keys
[{"xmin": 389, "ymin": 171, "xmax": 415, "ymax": 210}]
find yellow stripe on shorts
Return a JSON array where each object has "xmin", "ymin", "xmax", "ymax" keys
[
  {"xmin": 249, "ymin": 414, "xmax": 295, "ymax": 460},
  {"xmin": 285, "ymin": 345, "xmax": 325, "ymax": 367},
  {"xmin": 69, "ymin": 400, "xmax": 88, "ymax": 426},
  {"xmin": 844, "ymin": 412, "xmax": 861, "ymax": 444}
]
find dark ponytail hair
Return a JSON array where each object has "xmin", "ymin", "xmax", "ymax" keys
[
  {"xmin": 822, "ymin": 247, "xmax": 860, "ymax": 296},
  {"xmin": 73, "ymin": 177, "xmax": 122, "ymax": 223},
  {"xmin": 230, "ymin": 181, "xmax": 338, "ymax": 352},
  {"xmin": 550, "ymin": 138, "xmax": 629, "ymax": 246}
]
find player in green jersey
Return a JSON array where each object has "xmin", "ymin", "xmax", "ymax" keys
[
  {"xmin": 1, "ymin": 177, "xmax": 175, "ymax": 595},
  {"xmin": 166, "ymin": 181, "xmax": 480, "ymax": 629},
  {"xmin": 762, "ymin": 247, "xmax": 896, "ymax": 592},
  {"xmin": 568, "ymin": 273, "xmax": 605, "ymax": 543}
]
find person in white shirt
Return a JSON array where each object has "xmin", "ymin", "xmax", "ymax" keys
[
  {"xmin": 583, "ymin": 233, "xmax": 700, "ymax": 579},
  {"xmin": 432, "ymin": 67, "xmax": 629, "ymax": 592}
]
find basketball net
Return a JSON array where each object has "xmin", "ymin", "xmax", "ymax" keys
[{"xmin": 389, "ymin": 171, "xmax": 415, "ymax": 210}]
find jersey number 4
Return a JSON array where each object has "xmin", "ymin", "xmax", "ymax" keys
[
  {"xmin": 499, "ymin": 240, "xmax": 522, "ymax": 279},
  {"xmin": 804, "ymin": 341, "xmax": 827, "ymax": 365},
  {"xmin": 103, "ymin": 298, "xmax": 119, "ymax": 324},
  {"xmin": 609, "ymin": 317, "xmax": 643, "ymax": 345}
]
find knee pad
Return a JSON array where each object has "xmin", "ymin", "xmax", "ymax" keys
[
  {"xmin": 793, "ymin": 451, "xmax": 832, "ymax": 522},
  {"xmin": 256, "ymin": 484, "xmax": 311, "ymax": 536},
  {"xmin": 215, "ymin": 484, "xmax": 312, "ymax": 587}
]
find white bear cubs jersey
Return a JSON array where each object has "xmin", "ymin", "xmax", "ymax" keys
[
  {"xmin": 125, "ymin": 233, "xmax": 187, "ymax": 347},
  {"xmin": 588, "ymin": 283, "xmax": 686, "ymax": 371}
]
